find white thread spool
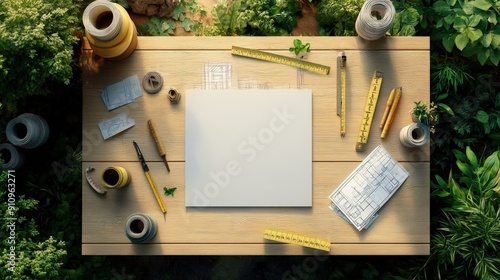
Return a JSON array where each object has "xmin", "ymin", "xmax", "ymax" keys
[
  {"xmin": 399, "ymin": 122, "xmax": 430, "ymax": 148},
  {"xmin": 125, "ymin": 213, "xmax": 158, "ymax": 243},
  {"xmin": 83, "ymin": 0, "xmax": 123, "ymax": 42},
  {"xmin": 355, "ymin": 0, "xmax": 396, "ymax": 40}
]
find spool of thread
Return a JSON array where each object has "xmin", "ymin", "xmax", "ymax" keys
[
  {"xmin": 399, "ymin": 122, "xmax": 430, "ymax": 148},
  {"xmin": 100, "ymin": 166, "xmax": 131, "ymax": 189},
  {"xmin": 0, "ymin": 143, "xmax": 24, "ymax": 170},
  {"xmin": 83, "ymin": 1, "xmax": 137, "ymax": 60},
  {"xmin": 355, "ymin": 0, "xmax": 396, "ymax": 40},
  {"xmin": 125, "ymin": 213, "xmax": 158, "ymax": 243},
  {"xmin": 168, "ymin": 88, "xmax": 181, "ymax": 103},
  {"xmin": 6, "ymin": 113, "xmax": 50, "ymax": 149}
]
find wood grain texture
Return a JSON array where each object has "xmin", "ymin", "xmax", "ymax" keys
[{"xmin": 82, "ymin": 37, "xmax": 430, "ymax": 255}]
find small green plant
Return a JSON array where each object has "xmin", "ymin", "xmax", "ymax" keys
[
  {"xmin": 429, "ymin": 0, "xmax": 500, "ymax": 66},
  {"xmin": 163, "ymin": 187, "xmax": 177, "ymax": 196},
  {"xmin": 431, "ymin": 54, "xmax": 475, "ymax": 93},
  {"xmin": 208, "ymin": 0, "xmax": 247, "ymax": 36},
  {"xmin": 412, "ymin": 101, "xmax": 439, "ymax": 126},
  {"xmin": 289, "ymin": 39, "xmax": 310, "ymax": 56},
  {"xmin": 417, "ymin": 147, "xmax": 500, "ymax": 279}
]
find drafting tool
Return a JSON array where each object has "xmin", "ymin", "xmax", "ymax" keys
[
  {"xmin": 231, "ymin": 46, "xmax": 330, "ymax": 75},
  {"xmin": 380, "ymin": 87, "xmax": 396, "ymax": 129},
  {"xmin": 133, "ymin": 140, "xmax": 167, "ymax": 214},
  {"xmin": 380, "ymin": 87, "xmax": 402, "ymax": 138},
  {"xmin": 264, "ymin": 229, "xmax": 330, "ymax": 252},
  {"xmin": 355, "ymin": 71, "xmax": 383, "ymax": 152},
  {"xmin": 85, "ymin": 167, "xmax": 106, "ymax": 194},
  {"xmin": 147, "ymin": 119, "xmax": 170, "ymax": 172},
  {"xmin": 336, "ymin": 52, "xmax": 347, "ymax": 137}
]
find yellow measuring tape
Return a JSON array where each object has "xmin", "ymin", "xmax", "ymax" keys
[
  {"xmin": 355, "ymin": 71, "xmax": 383, "ymax": 152},
  {"xmin": 263, "ymin": 229, "xmax": 331, "ymax": 252},
  {"xmin": 231, "ymin": 46, "xmax": 330, "ymax": 75},
  {"xmin": 337, "ymin": 52, "xmax": 347, "ymax": 137}
]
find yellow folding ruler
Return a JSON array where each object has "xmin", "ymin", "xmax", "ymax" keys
[
  {"xmin": 337, "ymin": 52, "xmax": 347, "ymax": 137},
  {"xmin": 263, "ymin": 229, "xmax": 331, "ymax": 252},
  {"xmin": 231, "ymin": 46, "xmax": 330, "ymax": 75},
  {"xmin": 355, "ymin": 71, "xmax": 383, "ymax": 152}
]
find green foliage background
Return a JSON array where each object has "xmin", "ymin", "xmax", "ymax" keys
[
  {"xmin": 0, "ymin": 0, "xmax": 82, "ymax": 111},
  {"xmin": 0, "ymin": 0, "xmax": 499, "ymax": 279}
]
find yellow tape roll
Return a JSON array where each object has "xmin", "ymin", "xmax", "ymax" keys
[
  {"xmin": 90, "ymin": 15, "xmax": 137, "ymax": 60},
  {"xmin": 101, "ymin": 166, "xmax": 131, "ymax": 189},
  {"xmin": 85, "ymin": 4, "xmax": 130, "ymax": 48}
]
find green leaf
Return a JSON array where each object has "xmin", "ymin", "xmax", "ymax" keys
[
  {"xmin": 163, "ymin": 187, "xmax": 177, "ymax": 196},
  {"xmin": 489, "ymin": 48, "xmax": 500, "ymax": 65},
  {"xmin": 466, "ymin": 28, "xmax": 483, "ymax": 42},
  {"xmin": 477, "ymin": 48, "xmax": 489, "ymax": 65},
  {"xmin": 468, "ymin": 15, "xmax": 482, "ymax": 27},
  {"xmin": 475, "ymin": 110, "xmax": 489, "ymax": 123},
  {"xmin": 488, "ymin": 11, "xmax": 497, "ymax": 25},
  {"xmin": 438, "ymin": 102, "xmax": 455, "ymax": 116},
  {"xmin": 470, "ymin": 0, "xmax": 492, "ymax": 11},
  {"xmin": 455, "ymin": 33, "xmax": 469, "ymax": 50},
  {"xmin": 456, "ymin": 160, "xmax": 474, "ymax": 178},
  {"xmin": 481, "ymin": 32, "xmax": 493, "ymax": 47},
  {"xmin": 400, "ymin": 25, "xmax": 416, "ymax": 36},
  {"xmin": 453, "ymin": 16, "xmax": 467, "ymax": 30},
  {"xmin": 433, "ymin": 1, "xmax": 451, "ymax": 14},
  {"xmin": 443, "ymin": 34, "xmax": 457, "ymax": 52},
  {"xmin": 465, "ymin": 146, "xmax": 478, "ymax": 168}
]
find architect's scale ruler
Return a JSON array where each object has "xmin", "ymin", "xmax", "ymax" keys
[
  {"xmin": 355, "ymin": 71, "xmax": 383, "ymax": 152},
  {"xmin": 263, "ymin": 229, "xmax": 331, "ymax": 252},
  {"xmin": 231, "ymin": 46, "xmax": 331, "ymax": 75},
  {"xmin": 337, "ymin": 52, "xmax": 347, "ymax": 137}
]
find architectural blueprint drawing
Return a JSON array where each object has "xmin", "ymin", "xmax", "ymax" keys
[
  {"xmin": 98, "ymin": 112, "xmax": 135, "ymax": 140},
  {"xmin": 329, "ymin": 145, "xmax": 409, "ymax": 231}
]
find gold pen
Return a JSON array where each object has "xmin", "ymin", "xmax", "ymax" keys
[
  {"xmin": 381, "ymin": 87, "xmax": 402, "ymax": 139},
  {"xmin": 133, "ymin": 140, "xmax": 167, "ymax": 214}
]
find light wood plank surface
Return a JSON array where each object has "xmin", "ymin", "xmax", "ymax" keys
[{"xmin": 82, "ymin": 37, "xmax": 430, "ymax": 255}]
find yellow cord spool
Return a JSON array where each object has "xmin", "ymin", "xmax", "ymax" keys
[
  {"xmin": 101, "ymin": 166, "xmax": 131, "ymax": 189},
  {"xmin": 85, "ymin": 3, "xmax": 137, "ymax": 60}
]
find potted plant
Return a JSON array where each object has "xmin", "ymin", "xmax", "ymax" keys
[
  {"xmin": 289, "ymin": 39, "xmax": 310, "ymax": 59},
  {"xmin": 411, "ymin": 101, "xmax": 438, "ymax": 132}
]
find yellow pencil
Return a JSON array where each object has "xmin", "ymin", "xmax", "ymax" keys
[
  {"xmin": 380, "ymin": 87, "xmax": 396, "ymax": 129},
  {"xmin": 381, "ymin": 87, "xmax": 402, "ymax": 139}
]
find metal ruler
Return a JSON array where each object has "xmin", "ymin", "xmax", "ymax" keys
[
  {"xmin": 263, "ymin": 229, "xmax": 331, "ymax": 252},
  {"xmin": 231, "ymin": 46, "xmax": 330, "ymax": 75},
  {"xmin": 337, "ymin": 52, "xmax": 347, "ymax": 137},
  {"xmin": 355, "ymin": 71, "xmax": 383, "ymax": 152}
]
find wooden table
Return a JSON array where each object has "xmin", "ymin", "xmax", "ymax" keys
[{"xmin": 82, "ymin": 36, "xmax": 430, "ymax": 255}]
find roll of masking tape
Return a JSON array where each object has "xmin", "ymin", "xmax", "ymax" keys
[
  {"xmin": 0, "ymin": 143, "xmax": 24, "ymax": 170},
  {"xmin": 85, "ymin": 3, "xmax": 130, "ymax": 48},
  {"xmin": 90, "ymin": 14, "xmax": 137, "ymax": 60},
  {"xmin": 399, "ymin": 122, "xmax": 430, "ymax": 148},
  {"xmin": 125, "ymin": 213, "xmax": 158, "ymax": 243},
  {"xmin": 100, "ymin": 166, "xmax": 131, "ymax": 189},
  {"xmin": 83, "ymin": 0, "xmax": 123, "ymax": 42},
  {"xmin": 355, "ymin": 0, "xmax": 395, "ymax": 40}
]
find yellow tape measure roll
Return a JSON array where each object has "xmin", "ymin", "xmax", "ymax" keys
[
  {"xmin": 263, "ymin": 229, "xmax": 331, "ymax": 252},
  {"xmin": 355, "ymin": 71, "xmax": 383, "ymax": 152},
  {"xmin": 101, "ymin": 166, "xmax": 131, "ymax": 189},
  {"xmin": 337, "ymin": 52, "xmax": 347, "ymax": 137},
  {"xmin": 231, "ymin": 46, "xmax": 330, "ymax": 75}
]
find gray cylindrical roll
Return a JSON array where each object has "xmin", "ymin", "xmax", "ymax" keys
[
  {"xmin": 0, "ymin": 143, "xmax": 24, "ymax": 170},
  {"xmin": 399, "ymin": 122, "xmax": 430, "ymax": 148},
  {"xmin": 355, "ymin": 0, "xmax": 396, "ymax": 40},
  {"xmin": 6, "ymin": 113, "xmax": 50, "ymax": 149},
  {"xmin": 83, "ymin": 0, "xmax": 123, "ymax": 42},
  {"xmin": 125, "ymin": 213, "xmax": 158, "ymax": 243}
]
